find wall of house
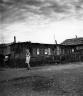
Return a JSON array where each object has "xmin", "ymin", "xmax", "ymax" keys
[
  {"xmin": 0, "ymin": 47, "xmax": 4, "ymax": 55},
  {"xmin": 1, "ymin": 42, "xmax": 83, "ymax": 67},
  {"xmin": 32, "ymin": 47, "xmax": 55, "ymax": 57},
  {"xmin": 0, "ymin": 45, "xmax": 11, "ymax": 55}
]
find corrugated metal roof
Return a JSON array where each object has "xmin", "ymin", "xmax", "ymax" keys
[{"xmin": 61, "ymin": 38, "xmax": 83, "ymax": 45}]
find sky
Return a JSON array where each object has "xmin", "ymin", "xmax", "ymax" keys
[{"xmin": 0, "ymin": 0, "xmax": 83, "ymax": 44}]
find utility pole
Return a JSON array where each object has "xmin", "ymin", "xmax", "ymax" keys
[
  {"xmin": 53, "ymin": 33, "xmax": 57, "ymax": 63},
  {"xmin": 13, "ymin": 36, "xmax": 16, "ymax": 67}
]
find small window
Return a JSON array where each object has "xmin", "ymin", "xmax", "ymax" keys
[
  {"xmin": 45, "ymin": 49, "xmax": 48, "ymax": 54},
  {"xmin": 48, "ymin": 48, "xmax": 51, "ymax": 55},
  {"xmin": 72, "ymin": 49, "xmax": 74, "ymax": 52},
  {"xmin": 37, "ymin": 48, "xmax": 40, "ymax": 55},
  {"xmin": 56, "ymin": 46, "xmax": 61, "ymax": 55}
]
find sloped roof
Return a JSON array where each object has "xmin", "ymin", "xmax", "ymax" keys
[
  {"xmin": 61, "ymin": 37, "xmax": 83, "ymax": 45},
  {"xmin": 10, "ymin": 42, "xmax": 56, "ymax": 48},
  {"xmin": 0, "ymin": 44, "xmax": 10, "ymax": 48}
]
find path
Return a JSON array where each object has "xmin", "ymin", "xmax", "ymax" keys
[{"xmin": 0, "ymin": 62, "xmax": 83, "ymax": 82}]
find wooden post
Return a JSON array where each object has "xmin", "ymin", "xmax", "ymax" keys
[
  {"xmin": 13, "ymin": 36, "xmax": 16, "ymax": 67},
  {"xmin": 13, "ymin": 41, "xmax": 16, "ymax": 68}
]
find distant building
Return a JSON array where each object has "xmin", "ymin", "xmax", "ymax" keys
[
  {"xmin": 0, "ymin": 37, "xmax": 83, "ymax": 67},
  {"xmin": 61, "ymin": 37, "xmax": 83, "ymax": 54},
  {"xmin": 61, "ymin": 37, "xmax": 83, "ymax": 45}
]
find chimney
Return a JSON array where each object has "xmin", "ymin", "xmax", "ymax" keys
[
  {"xmin": 55, "ymin": 40, "xmax": 57, "ymax": 44},
  {"xmin": 75, "ymin": 35, "xmax": 77, "ymax": 39},
  {"xmin": 14, "ymin": 36, "xmax": 16, "ymax": 43},
  {"xmin": 53, "ymin": 33, "xmax": 57, "ymax": 44}
]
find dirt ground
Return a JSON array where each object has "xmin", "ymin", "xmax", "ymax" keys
[{"xmin": 0, "ymin": 62, "xmax": 83, "ymax": 96}]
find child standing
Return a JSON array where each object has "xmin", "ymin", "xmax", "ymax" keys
[{"xmin": 25, "ymin": 49, "xmax": 31, "ymax": 70}]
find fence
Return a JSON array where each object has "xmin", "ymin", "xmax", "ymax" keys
[
  {"xmin": 54, "ymin": 52, "xmax": 83, "ymax": 64},
  {"xmin": 1, "ymin": 52, "xmax": 83, "ymax": 68}
]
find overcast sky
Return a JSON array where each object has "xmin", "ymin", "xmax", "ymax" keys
[{"xmin": 0, "ymin": 0, "xmax": 83, "ymax": 44}]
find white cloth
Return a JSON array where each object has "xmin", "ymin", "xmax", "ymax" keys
[
  {"xmin": 4, "ymin": 56, "xmax": 8, "ymax": 62},
  {"xmin": 25, "ymin": 54, "xmax": 30, "ymax": 64}
]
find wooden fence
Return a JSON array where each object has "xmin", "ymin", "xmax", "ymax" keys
[
  {"xmin": 1, "ymin": 52, "xmax": 83, "ymax": 68},
  {"xmin": 54, "ymin": 52, "xmax": 83, "ymax": 64}
]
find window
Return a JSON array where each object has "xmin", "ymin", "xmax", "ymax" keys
[
  {"xmin": 48, "ymin": 48, "xmax": 51, "ymax": 55},
  {"xmin": 44, "ymin": 48, "xmax": 51, "ymax": 55},
  {"xmin": 72, "ymin": 49, "xmax": 74, "ymax": 52},
  {"xmin": 62, "ymin": 49, "xmax": 65, "ymax": 54},
  {"xmin": 37, "ymin": 48, "xmax": 40, "ymax": 55},
  {"xmin": 45, "ymin": 49, "xmax": 48, "ymax": 55},
  {"xmin": 57, "ymin": 46, "xmax": 60, "ymax": 55}
]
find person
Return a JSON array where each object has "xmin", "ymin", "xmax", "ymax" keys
[{"xmin": 25, "ymin": 49, "xmax": 31, "ymax": 70}]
